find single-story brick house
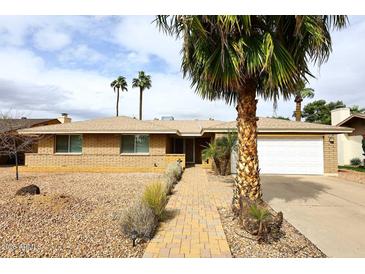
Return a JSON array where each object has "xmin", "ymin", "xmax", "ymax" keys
[{"xmin": 19, "ymin": 115, "xmax": 352, "ymax": 175}]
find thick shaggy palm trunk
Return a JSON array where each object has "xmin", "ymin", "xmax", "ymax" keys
[
  {"xmin": 232, "ymin": 82, "xmax": 262, "ymax": 213},
  {"xmin": 295, "ymin": 100, "xmax": 302, "ymax": 122},
  {"xmin": 139, "ymin": 88, "xmax": 143, "ymax": 120}
]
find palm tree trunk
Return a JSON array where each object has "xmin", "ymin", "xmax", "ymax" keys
[
  {"xmin": 139, "ymin": 88, "xmax": 143, "ymax": 120},
  {"xmin": 295, "ymin": 101, "xmax": 302, "ymax": 121},
  {"xmin": 116, "ymin": 89, "xmax": 120, "ymax": 117},
  {"xmin": 232, "ymin": 81, "xmax": 262, "ymax": 214}
]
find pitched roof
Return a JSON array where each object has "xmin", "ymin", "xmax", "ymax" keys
[
  {"xmin": 19, "ymin": 116, "xmax": 178, "ymax": 134},
  {"xmin": 0, "ymin": 118, "xmax": 59, "ymax": 133},
  {"xmin": 336, "ymin": 113, "xmax": 365, "ymax": 127},
  {"xmin": 203, "ymin": 117, "xmax": 353, "ymax": 133},
  {"xmin": 19, "ymin": 116, "xmax": 353, "ymax": 135},
  {"xmin": 148, "ymin": 119, "xmax": 224, "ymax": 135}
]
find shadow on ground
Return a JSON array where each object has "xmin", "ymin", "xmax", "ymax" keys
[{"xmin": 262, "ymin": 176, "xmax": 331, "ymax": 203}]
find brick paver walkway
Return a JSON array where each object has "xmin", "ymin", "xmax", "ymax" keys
[{"xmin": 143, "ymin": 167, "xmax": 232, "ymax": 258}]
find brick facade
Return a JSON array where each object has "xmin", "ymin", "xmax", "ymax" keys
[
  {"xmin": 25, "ymin": 132, "xmax": 338, "ymax": 175},
  {"xmin": 25, "ymin": 134, "xmax": 185, "ymax": 172},
  {"xmin": 323, "ymin": 134, "xmax": 338, "ymax": 174}
]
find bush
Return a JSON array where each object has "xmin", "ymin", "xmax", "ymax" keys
[
  {"xmin": 350, "ymin": 157, "xmax": 362, "ymax": 166},
  {"xmin": 142, "ymin": 182, "xmax": 168, "ymax": 220},
  {"xmin": 164, "ymin": 174, "xmax": 175, "ymax": 195},
  {"xmin": 121, "ymin": 201, "xmax": 158, "ymax": 240},
  {"xmin": 165, "ymin": 162, "xmax": 183, "ymax": 182}
]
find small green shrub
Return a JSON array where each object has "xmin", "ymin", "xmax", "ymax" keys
[
  {"xmin": 164, "ymin": 174, "xmax": 175, "ymax": 195},
  {"xmin": 350, "ymin": 157, "xmax": 362, "ymax": 166},
  {"xmin": 249, "ymin": 204, "xmax": 271, "ymax": 222},
  {"xmin": 121, "ymin": 201, "xmax": 158, "ymax": 240},
  {"xmin": 248, "ymin": 203, "xmax": 272, "ymax": 243},
  {"xmin": 165, "ymin": 162, "xmax": 183, "ymax": 182},
  {"xmin": 142, "ymin": 182, "xmax": 168, "ymax": 219}
]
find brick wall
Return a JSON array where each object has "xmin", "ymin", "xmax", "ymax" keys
[
  {"xmin": 323, "ymin": 134, "xmax": 338, "ymax": 174},
  {"xmin": 25, "ymin": 133, "xmax": 181, "ymax": 172}
]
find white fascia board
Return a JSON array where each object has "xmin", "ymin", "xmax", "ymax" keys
[
  {"xmin": 18, "ymin": 130, "xmax": 179, "ymax": 135},
  {"xmin": 202, "ymin": 128, "xmax": 353, "ymax": 134}
]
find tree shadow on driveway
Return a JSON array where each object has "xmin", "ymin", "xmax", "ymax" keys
[{"xmin": 262, "ymin": 176, "xmax": 332, "ymax": 204}]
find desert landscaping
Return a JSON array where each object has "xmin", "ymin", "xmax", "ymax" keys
[{"xmin": 0, "ymin": 168, "xmax": 163, "ymax": 257}]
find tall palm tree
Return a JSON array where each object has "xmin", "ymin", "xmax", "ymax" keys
[
  {"xmin": 132, "ymin": 71, "xmax": 152, "ymax": 120},
  {"xmin": 156, "ymin": 15, "xmax": 347, "ymax": 213},
  {"xmin": 294, "ymin": 79, "xmax": 315, "ymax": 121},
  {"xmin": 110, "ymin": 76, "xmax": 128, "ymax": 117}
]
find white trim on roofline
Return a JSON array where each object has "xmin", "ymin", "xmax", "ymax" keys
[
  {"xmin": 202, "ymin": 128, "xmax": 354, "ymax": 134},
  {"xmin": 19, "ymin": 130, "xmax": 180, "ymax": 135},
  {"xmin": 18, "ymin": 127, "xmax": 353, "ymax": 136}
]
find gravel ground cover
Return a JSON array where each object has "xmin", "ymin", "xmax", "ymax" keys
[
  {"xmin": 218, "ymin": 207, "xmax": 326, "ymax": 258},
  {"xmin": 206, "ymin": 171, "xmax": 325, "ymax": 258},
  {"xmin": 338, "ymin": 169, "xmax": 365, "ymax": 184},
  {"xmin": 0, "ymin": 168, "xmax": 162, "ymax": 258}
]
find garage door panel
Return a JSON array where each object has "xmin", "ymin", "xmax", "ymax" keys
[{"xmin": 231, "ymin": 138, "xmax": 324, "ymax": 175}]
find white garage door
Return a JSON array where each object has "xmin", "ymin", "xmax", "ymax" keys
[{"xmin": 231, "ymin": 138, "xmax": 324, "ymax": 175}]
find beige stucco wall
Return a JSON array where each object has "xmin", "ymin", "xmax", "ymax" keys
[
  {"xmin": 336, "ymin": 134, "xmax": 363, "ymax": 166},
  {"xmin": 25, "ymin": 134, "xmax": 185, "ymax": 172}
]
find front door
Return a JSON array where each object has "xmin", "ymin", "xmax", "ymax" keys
[
  {"xmin": 185, "ymin": 138, "xmax": 195, "ymax": 163},
  {"xmin": 172, "ymin": 137, "xmax": 195, "ymax": 164}
]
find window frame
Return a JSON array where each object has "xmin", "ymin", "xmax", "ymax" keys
[
  {"xmin": 54, "ymin": 134, "xmax": 83, "ymax": 154},
  {"xmin": 120, "ymin": 134, "xmax": 150, "ymax": 155}
]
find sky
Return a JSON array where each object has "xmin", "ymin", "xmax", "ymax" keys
[{"xmin": 0, "ymin": 15, "xmax": 364, "ymax": 121}]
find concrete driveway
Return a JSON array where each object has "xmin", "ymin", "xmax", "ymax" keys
[{"xmin": 262, "ymin": 175, "xmax": 365, "ymax": 258}]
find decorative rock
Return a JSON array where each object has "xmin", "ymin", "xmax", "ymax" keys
[{"xmin": 15, "ymin": 185, "xmax": 40, "ymax": 196}]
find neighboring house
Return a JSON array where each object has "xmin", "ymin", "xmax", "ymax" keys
[
  {"xmin": 19, "ymin": 115, "xmax": 352, "ymax": 175},
  {"xmin": 0, "ymin": 116, "xmax": 65, "ymax": 165},
  {"xmin": 331, "ymin": 108, "xmax": 365, "ymax": 165}
]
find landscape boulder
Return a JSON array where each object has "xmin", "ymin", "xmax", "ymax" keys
[{"xmin": 16, "ymin": 184, "xmax": 40, "ymax": 196}]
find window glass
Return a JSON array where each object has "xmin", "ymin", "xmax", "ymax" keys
[
  {"xmin": 70, "ymin": 135, "xmax": 82, "ymax": 153},
  {"xmin": 55, "ymin": 135, "xmax": 69, "ymax": 153},
  {"xmin": 121, "ymin": 135, "xmax": 135, "ymax": 153},
  {"xmin": 135, "ymin": 135, "xmax": 149, "ymax": 153},
  {"xmin": 121, "ymin": 135, "xmax": 149, "ymax": 153},
  {"xmin": 55, "ymin": 135, "xmax": 82, "ymax": 153}
]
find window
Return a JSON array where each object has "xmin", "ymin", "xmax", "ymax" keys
[
  {"xmin": 121, "ymin": 135, "xmax": 149, "ymax": 154},
  {"xmin": 55, "ymin": 135, "xmax": 82, "ymax": 153}
]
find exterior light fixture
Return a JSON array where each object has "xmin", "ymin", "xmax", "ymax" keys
[
  {"xmin": 131, "ymin": 230, "xmax": 138, "ymax": 247},
  {"xmin": 329, "ymin": 135, "xmax": 335, "ymax": 144}
]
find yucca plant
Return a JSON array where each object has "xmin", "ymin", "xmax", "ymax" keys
[
  {"xmin": 142, "ymin": 182, "xmax": 168, "ymax": 220},
  {"xmin": 202, "ymin": 141, "xmax": 223, "ymax": 174},
  {"xmin": 216, "ymin": 132, "xmax": 237, "ymax": 175}
]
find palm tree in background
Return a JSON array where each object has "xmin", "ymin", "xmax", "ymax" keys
[
  {"xmin": 294, "ymin": 79, "xmax": 315, "ymax": 121},
  {"xmin": 110, "ymin": 76, "xmax": 128, "ymax": 117},
  {"xmin": 156, "ymin": 15, "xmax": 347, "ymax": 213},
  {"xmin": 132, "ymin": 71, "xmax": 152, "ymax": 120}
]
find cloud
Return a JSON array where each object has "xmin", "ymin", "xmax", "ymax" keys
[
  {"xmin": 306, "ymin": 16, "xmax": 365, "ymax": 109},
  {"xmin": 0, "ymin": 16, "xmax": 364, "ymax": 123},
  {"xmin": 112, "ymin": 16, "xmax": 182, "ymax": 71},
  {"xmin": 33, "ymin": 27, "xmax": 72, "ymax": 51},
  {"xmin": 58, "ymin": 44, "xmax": 105, "ymax": 65},
  {"xmin": 0, "ymin": 47, "xmax": 114, "ymax": 120}
]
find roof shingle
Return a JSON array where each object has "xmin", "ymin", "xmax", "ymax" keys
[{"xmin": 18, "ymin": 116, "xmax": 353, "ymax": 135}]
